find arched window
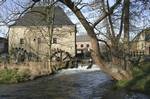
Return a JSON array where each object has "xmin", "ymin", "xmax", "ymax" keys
[
  {"xmin": 86, "ymin": 44, "xmax": 89, "ymax": 47},
  {"xmin": 81, "ymin": 44, "xmax": 83, "ymax": 47}
]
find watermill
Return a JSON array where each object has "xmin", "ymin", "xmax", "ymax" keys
[{"xmin": 50, "ymin": 49, "xmax": 77, "ymax": 71}]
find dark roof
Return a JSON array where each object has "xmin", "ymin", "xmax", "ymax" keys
[
  {"xmin": 12, "ymin": 6, "xmax": 74, "ymax": 26},
  {"xmin": 145, "ymin": 31, "xmax": 150, "ymax": 41},
  {"xmin": 76, "ymin": 35, "xmax": 91, "ymax": 42},
  {"xmin": 0, "ymin": 37, "xmax": 7, "ymax": 42},
  {"xmin": 0, "ymin": 37, "xmax": 6, "ymax": 40}
]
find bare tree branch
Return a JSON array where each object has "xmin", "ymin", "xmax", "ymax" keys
[
  {"xmin": 117, "ymin": 3, "xmax": 124, "ymax": 39},
  {"xmin": 97, "ymin": 38, "xmax": 110, "ymax": 50},
  {"xmin": 0, "ymin": 0, "xmax": 6, "ymax": 6},
  {"xmin": 93, "ymin": 0, "xmax": 122, "ymax": 28}
]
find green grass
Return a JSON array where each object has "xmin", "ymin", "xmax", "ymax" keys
[
  {"xmin": 0, "ymin": 68, "xmax": 30, "ymax": 84},
  {"xmin": 115, "ymin": 62, "xmax": 150, "ymax": 95}
]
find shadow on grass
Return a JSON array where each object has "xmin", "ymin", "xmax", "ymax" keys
[
  {"xmin": 126, "ymin": 62, "xmax": 150, "ymax": 95},
  {"xmin": 144, "ymin": 80, "xmax": 150, "ymax": 94}
]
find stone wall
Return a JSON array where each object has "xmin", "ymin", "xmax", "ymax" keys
[{"xmin": 9, "ymin": 25, "xmax": 76, "ymax": 59}]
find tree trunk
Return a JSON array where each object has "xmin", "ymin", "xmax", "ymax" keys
[
  {"xmin": 90, "ymin": 32, "xmax": 132, "ymax": 80},
  {"xmin": 123, "ymin": 0, "xmax": 130, "ymax": 70},
  {"xmin": 59, "ymin": 0, "xmax": 132, "ymax": 80}
]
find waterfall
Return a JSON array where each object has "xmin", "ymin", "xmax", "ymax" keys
[{"xmin": 57, "ymin": 64, "xmax": 101, "ymax": 75}]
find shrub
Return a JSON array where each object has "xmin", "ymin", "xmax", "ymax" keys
[
  {"xmin": 132, "ymin": 67, "xmax": 144, "ymax": 77},
  {"xmin": 115, "ymin": 62, "xmax": 150, "ymax": 95},
  {"xmin": 0, "ymin": 68, "xmax": 30, "ymax": 84},
  {"xmin": 114, "ymin": 80, "xmax": 128, "ymax": 90}
]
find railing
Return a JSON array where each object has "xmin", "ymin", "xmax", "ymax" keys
[{"xmin": 129, "ymin": 51, "xmax": 145, "ymax": 57}]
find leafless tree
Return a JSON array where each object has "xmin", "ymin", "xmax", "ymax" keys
[{"xmin": 0, "ymin": 0, "xmax": 150, "ymax": 80}]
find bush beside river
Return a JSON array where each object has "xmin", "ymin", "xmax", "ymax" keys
[
  {"xmin": 0, "ymin": 62, "xmax": 53, "ymax": 83},
  {"xmin": 0, "ymin": 68, "xmax": 30, "ymax": 84},
  {"xmin": 116, "ymin": 62, "xmax": 150, "ymax": 94},
  {"xmin": 102, "ymin": 62, "xmax": 150, "ymax": 99}
]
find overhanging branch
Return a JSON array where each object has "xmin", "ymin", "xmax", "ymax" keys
[
  {"xmin": 97, "ymin": 39, "xmax": 110, "ymax": 50},
  {"xmin": 93, "ymin": 0, "xmax": 122, "ymax": 28}
]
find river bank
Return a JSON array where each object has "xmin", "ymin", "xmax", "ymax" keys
[
  {"xmin": 0, "ymin": 65, "xmax": 149, "ymax": 99},
  {"xmin": 0, "ymin": 68, "xmax": 113, "ymax": 99},
  {"xmin": 0, "ymin": 62, "xmax": 53, "ymax": 83},
  {"xmin": 102, "ymin": 62, "xmax": 150, "ymax": 99},
  {"xmin": 102, "ymin": 89, "xmax": 150, "ymax": 99},
  {"xmin": 116, "ymin": 62, "xmax": 150, "ymax": 95}
]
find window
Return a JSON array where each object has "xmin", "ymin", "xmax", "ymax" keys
[
  {"xmin": 86, "ymin": 44, "xmax": 89, "ymax": 48},
  {"xmin": 53, "ymin": 38, "xmax": 57, "ymax": 44},
  {"xmin": 81, "ymin": 44, "xmax": 84, "ymax": 47},
  {"xmin": 33, "ymin": 38, "xmax": 36, "ymax": 41},
  {"xmin": 38, "ymin": 38, "xmax": 41, "ymax": 44},
  {"xmin": 20, "ymin": 38, "xmax": 24, "ymax": 44}
]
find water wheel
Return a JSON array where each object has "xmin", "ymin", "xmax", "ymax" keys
[
  {"xmin": 50, "ymin": 50, "xmax": 72, "ymax": 62},
  {"xmin": 50, "ymin": 49, "xmax": 75, "ymax": 71}
]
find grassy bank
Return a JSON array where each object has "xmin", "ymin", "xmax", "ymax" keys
[
  {"xmin": 115, "ymin": 62, "xmax": 150, "ymax": 95},
  {"xmin": 0, "ymin": 62, "xmax": 52, "ymax": 84},
  {"xmin": 0, "ymin": 68, "xmax": 30, "ymax": 84}
]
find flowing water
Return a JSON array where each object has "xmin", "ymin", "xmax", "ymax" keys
[{"xmin": 0, "ymin": 65, "xmax": 149, "ymax": 99}]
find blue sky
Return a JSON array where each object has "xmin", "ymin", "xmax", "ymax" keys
[
  {"xmin": 0, "ymin": 0, "xmax": 113, "ymax": 37},
  {"xmin": 0, "ymin": 0, "xmax": 32, "ymax": 37}
]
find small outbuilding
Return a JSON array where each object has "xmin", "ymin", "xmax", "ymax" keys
[{"xmin": 131, "ymin": 28, "xmax": 150, "ymax": 55}]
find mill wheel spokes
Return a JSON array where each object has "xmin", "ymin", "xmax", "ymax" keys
[{"xmin": 50, "ymin": 50, "xmax": 71, "ymax": 62}]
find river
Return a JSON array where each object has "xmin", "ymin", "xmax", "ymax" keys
[{"xmin": 0, "ymin": 65, "xmax": 149, "ymax": 99}]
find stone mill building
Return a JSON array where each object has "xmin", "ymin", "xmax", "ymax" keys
[{"xmin": 9, "ymin": 4, "xmax": 76, "ymax": 60}]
